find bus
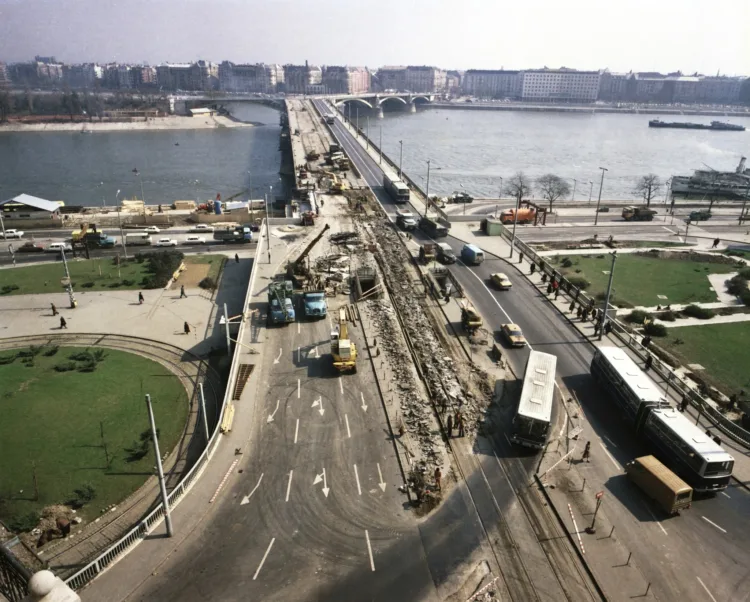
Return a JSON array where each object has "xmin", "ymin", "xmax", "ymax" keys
[
  {"xmin": 124, "ymin": 233, "xmax": 152, "ymax": 246},
  {"xmin": 626, "ymin": 455, "xmax": 693, "ymax": 515},
  {"xmin": 382, "ymin": 169, "xmax": 410, "ymax": 203},
  {"xmin": 510, "ymin": 351, "xmax": 557, "ymax": 449},
  {"xmin": 591, "ymin": 347, "xmax": 734, "ymax": 492}
]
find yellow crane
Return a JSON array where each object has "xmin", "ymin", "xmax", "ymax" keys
[{"xmin": 331, "ymin": 307, "xmax": 357, "ymax": 373}]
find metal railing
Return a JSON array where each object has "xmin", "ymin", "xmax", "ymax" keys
[{"xmin": 64, "ymin": 223, "xmax": 265, "ymax": 590}]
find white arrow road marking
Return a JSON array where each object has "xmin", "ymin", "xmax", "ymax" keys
[
  {"xmin": 314, "ymin": 345, "xmax": 319, "ymax": 358},
  {"xmin": 312, "ymin": 396, "xmax": 324, "ymax": 416},
  {"xmin": 266, "ymin": 399, "xmax": 280, "ymax": 423},
  {"xmin": 294, "ymin": 418, "xmax": 299, "ymax": 444},
  {"xmin": 240, "ymin": 473, "xmax": 264, "ymax": 505},
  {"xmin": 376, "ymin": 463, "xmax": 386, "ymax": 492},
  {"xmin": 365, "ymin": 530, "xmax": 375, "ymax": 571},
  {"xmin": 345, "ymin": 414, "xmax": 351, "ymax": 438},
  {"xmin": 273, "ymin": 348, "xmax": 282, "ymax": 364},
  {"xmin": 339, "ymin": 378, "xmax": 344, "ymax": 394},
  {"xmin": 361, "ymin": 392, "xmax": 368, "ymax": 413},
  {"xmin": 253, "ymin": 537, "xmax": 276, "ymax": 580},
  {"xmin": 313, "ymin": 468, "xmax": 329, "ymax": 497},
  {"xmin": 285, "ymin": 470, "xmax": 294, "ymax": 502},
  {"xmin": 354, "ymin": 464, "xmax": 362, "ymax": 495}
]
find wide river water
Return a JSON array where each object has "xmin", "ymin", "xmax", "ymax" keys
[{"xmin": 2, "ymin": 103, "xmax": 750, "ymax": 205}]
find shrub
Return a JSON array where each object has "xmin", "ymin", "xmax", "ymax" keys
[
  {"xmin": 43, "ymin": 345, "xmax": 59, "ymax": 356},
  {"xmin": 69, "ymin": 351, "xmax": 93, "ymax": 362},
  {"xmin": 561, "ymin": 258, "xmax": 574, "ymax": 268},
  {"xmin": 66, "ymin": 483, "xmax": 96, "ymax": 509},
  {"xmin": 682, "ymin": 304, "xmax": 715, "ymax": 319},
  {"xmin": 81, "ymin": 282, "xmax": 95, "ymax": 288},
  {"xmin": 740, "ymin": 289, "xmax": 750, "ymax": 307},
  {"xmin": 659, "ymin": 310, "xmax": 677, "ymax": 322},
  {"xmin": 567, "ymin": 275, "xmax": 590, "ymax": 289},
  {"xmin": 54, "ymin": 361, "xmax": 77, "ymax": 372},
  {"xmin": 122, "ymin": 279, "xmax": 135, "ymax": 286},
  {"xmin": 199, "ymin": 276, "xmax": 217, "ymax": 291},
  {"xmin": 726, "ymin": 275, "xmax": 748, "ymax": 296},
  {"xmin": 7, "ymin": 511, "xmax": 40, "ymax": 533},
  {"xmin": 1, "ymin": 284, "xmax": 20, "ymax": 295},
  {"xmin": 739, "ymin": 267, "xmax": 750, "ymax": 280},
  {"xmin": 17, "ymin": 346, "xmax": 43, "ymax": 358},
  {"xmin": 626, "ymin": 309, "xmax": 652, "ymax": 324},
  {"xmin": 644, "ymin": 322, "xmax": 667, "ymax": 337},
  {"xmin": 0, "ymin": 354, "xmax": 18, "ymax": 365},
  {"xmin": 108, "ymin": 282, "xmax": 122, "ymax": 288},
  {"xmin": 138, "ymin": 251, "xmax": 184, "ymax": 289},
  {"xmin": 77, "ymin": 359, "xmax": 98, "ymax": 373}
]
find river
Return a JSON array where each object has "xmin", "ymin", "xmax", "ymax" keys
[
  {"xmin": 369, "ymin": 107, "xmax": 750, "ymax": 200},
  {"xmin": 0, "ymin": 103, "xmax": 283, "ymax": 207}
]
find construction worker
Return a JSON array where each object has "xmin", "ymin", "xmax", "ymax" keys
[
  {"xmin": 446, "ymin": 414, "xmax": 453, "ymax": 438},
  {"xmin": 582, "ymin": 441, "xmax": 591, "ymax": 462},
  {"xmin": 434, "ymin": 467, "xmax": 442, "ymax": 492},
  {"xmin": 456, "ymin": 411, "xmax": 465, "ymax": 437}
]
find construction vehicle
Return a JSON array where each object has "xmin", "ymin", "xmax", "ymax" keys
[
  {"xmin": 71, "ymin": 223, "xmax": 116, "ymax": 248},
  {"xmin": 302, "ymin": 290, "xmax": 328, "ymax": 319},
  {"xmin": 500, "ymin": 207, "xmax": 537, "ymax": 224},
  {"xmin": 286, "ymin": 223, "xmax": 331, "ymax": 282},
  {"xmin": 689, "ymin": 210, "xmax": 712, "ymax": 221},
  {"xmin": 329, "ymin": 143, "xmax": 342, "ymax": 154},
  {"xmin": 331, "ymin": 307, "xmax": 357, "ymax": 373},
  {"xmin": 268, "ymin": 280, "xmax": 296, "ymax": 325},
  {"xmin": 460, "ymin": 300, "xmax": 483, "ymax": 333},
  {"xmin": 622, "ymin": 206, "xmax": 657, "ymax": 221},
  {"xmin": 419, "ymin": 217, "xmax": 448, "ymax": 238},
  {"xmin": 419, "ymin": 243, "xmax": 437, "ymax": 264},
  {"xmin": 336, "ymin": 156, "xmax": 351, "ymax": 171},
  {"xmin": 213, "ymin": 226, "xmax": 253, "ymax": 243},
  {"xmin": 301, "ymin": 211, "xmax": 316, "ymax": 226},
  {"xmin": 436, "ymin": 242, "xmax": 456, "ymax": 264}
]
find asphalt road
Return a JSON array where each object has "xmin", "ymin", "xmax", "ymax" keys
[{"xmin": 321, "ymin": 99, "xmax": 750, "ymax": 602}]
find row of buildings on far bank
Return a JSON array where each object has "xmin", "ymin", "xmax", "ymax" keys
[{"xmin": 1, "ymin": 57, "xmax": 749, "ymax": 105}]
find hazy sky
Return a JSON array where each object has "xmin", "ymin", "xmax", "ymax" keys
[{"xmin": 1, "ymin": 0, "xmax": 749, "ymax": 74}]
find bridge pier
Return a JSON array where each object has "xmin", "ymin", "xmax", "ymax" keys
[
  {"xmin": 377, "ymin": 107, "xmax": 384, "ymax": 119},
  {"xmin": 408, "ymin": 103, "xmax": 416, "ymax": 114}
]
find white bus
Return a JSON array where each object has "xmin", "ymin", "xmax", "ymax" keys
[
  {"xmin": 125, "ymin": 233, "xmax": 152, "ymax": 246},
  {"xmin": 382, "ymin": 168, "xmax": 410, "ymax": 203},
  {"xmin": 511, "ymin": 350, "xmax": 557, "ymax": 449}
]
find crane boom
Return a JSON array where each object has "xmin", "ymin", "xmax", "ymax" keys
[{"xmin": 293, "ymin": 223, "xmax": 331, "ymax": 270}]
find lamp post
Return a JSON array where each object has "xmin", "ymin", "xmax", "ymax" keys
[
  {"xmin": 366, "ymin": 116, "xmax": 369, "ymax": 149},
  {"xmin": 116, "ymin": 189, "xmax": 128, "ymax": 259},
  {"xmin": 594, "ymin": 167, "xmax": 608, "ymax": 226},
  {"xmin": 60, "ymin": 248, "xmax": 77, "ymax": 309},
  {"xmin": 266, "ymin": 185, "xmax": 272, "ymax": 264},
  {"xmin": 145, "ymin": 394, "xmax": 173, "ymax": 537},
  {"xmin": 356, "ymin": 107, "xmax": 359, "ymax": 135},
  {"xmin": 571, "ymin": 178, "xmax": 577, "ymax": 201},
  {"xmin": 134, "ymin": 168, "xmax": 146, "ymax": 215},
  {"xmin": 498, "ymin": 177, "xmax": 503, "ymax": 201},
  {"xmin": 398, "ymin": 140, "xmax": 403, "ymax": 179},
  {"xmin": 509, "ymin": 191, "xmax": 521, "ymax": 259},
  {"xmin": 600, "ymin": 251, "xmax": 617, "ymax": 341},
  {"xmin": 588, "ymin": 180, "xmax": 594, "ymax": 204}
]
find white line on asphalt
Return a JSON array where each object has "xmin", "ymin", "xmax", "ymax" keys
[
  {"xmin": 376, "ymin": 463, "xmax": 387, "ymax": 491},
  {"xmin": 209, "ymin": 458, "xmax": 240, "ymax": 503},
  {"xmin": 697, "ymin": 577, "xmax": 718, "ymax": 602},
  {"xmin": 297, "ymin": 321, "xmax": 300, "ymax": 334},
  {"xmin": 298, "ymin": 379, "xmax": 300, "ymax": 399},
  {"xmin": 297, "ymin": 345, "xmax": 300, "ymax": 363},
  {"xmin": 240, "ymin": 473, "xmax": 264, "ymax": 506},
  {"xmin": 345, "ymin": 414, "xmax": 351, "ymax": 438},
  {"xmin": 365, "ymin": 530, "xmax": 375, "ymax": 571},
  {"xmin": 702, "ymin": 516, "xmax": 727, "ymax": 533},
  {"xmin": 598, "ymin": 442, "xmax": 621, "ymax": 470},
  {"xmin": 662, "ymin": 226, "xmax": 674, "ymax": 233},
  {"xmin": 294, "ymin": 418, "xmax": 299, "ymax": 444},
  {"xmin": 644, "ymin": 505, "xmax": 667, "ymax": 535},
  {"xmin": 602, "ymin": 435, "xmax": 618, "ymax": 448},
  {"xmin": 721, "ymin": 491, "xmax": 731, "ymax": 498},
  {"xmin": 286, "ymin": 470, "xmax": 294, "ymax": 502},
  {"xmin": 339, "ymin": 378, "xmax": 344, "ymax": 394},
  {"xmin": 253, "ymin": 537, "xmax": 276, "ymax": 580},
  {"xmin": 354, "ymin": 464, "xmax": 362, "ymax": 495}
]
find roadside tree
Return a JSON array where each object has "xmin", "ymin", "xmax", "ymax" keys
[
  {"xmin": 634, "ymin": 174, "xmax": 661, "ymax": 206},
  {"xmin": 536, "ymin": 174, "xmax": 571, "ymax": 212},
  {"xmin": 504, "ymin": 171, "xmax": 533, "ymax": 206}
]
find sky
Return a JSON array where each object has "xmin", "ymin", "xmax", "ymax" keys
[{"xmin": 1, "ymin": 0, "xmax": 749, "ymax": 75}]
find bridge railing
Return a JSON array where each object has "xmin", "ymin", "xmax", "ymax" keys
[{"xmin": 64, "ymin": 224, "xmax": 265, "ymax": 591}]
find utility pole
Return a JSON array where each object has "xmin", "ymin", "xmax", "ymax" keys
[
  {"xmin": 571, "ymin": 178, "xmax": 577, "ymax": 201},
  {"xmin": 264, "ymin": 191, "xmax": 271, "ymax": 264},
  {"xmin": 600, "ymin": 251, "xmax": 617, "ymax": 341},
  {"xmin": 145, "ymin": 394, "xmax": 173, "ymax": 537},
  {"xmin": 356, "ymin": 107, "xmax": 359, "ymax": 135},
  {"xmin": 366, "ymin": 117, "xmax": 369, "ymax": 149},
  {"xmin": 586, "ymin": 491, "xmax": 605, "ymax": 534},
  {"xmin": 684, "ymin": 219, "xmax": 691, "ymax": 244},
  {"xmin": 199, "ymin": 383, "xmax": 210, "ymax": 443},
  {"xmin": 739, "ymin": 182, "xmax": 750, "ymax": 224},
  {"xmin": 588, "ymin": 180, "xmax": 594, "ymax": 204},
  {"xmin": 594, "ymin": 167, "xmax": 608, "ymax": 226},
  {"xmin": 224, "ymin": 303, "xmax": 231, "ymax": 352},
  {"xmin": 498, "ymin": 177, "xmax": 503, "ymax": 201},
  {"xmin": 0, "ymin": 205, "xmax": 7, "ymax": 239},
  {"xmin": 509, "ymin": 192, "xmax": 521, "ymax": 259},
  {"xmin": 398, "ymin": 140, "xmax": 403, "ymax": 179},
  {"xmin": 60, "ymin": 248, "xmax": 77, "ymax": 309},
  {"xmin": 116, "ymin": 189, "xmax": 128, "ymax": 259}
]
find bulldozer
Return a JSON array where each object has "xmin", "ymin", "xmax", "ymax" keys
[
  {"xmin": 460, "ymin": 300, "xmax": 483, "ymax": 333},
  {"xmin": 331, "ymin": 307, "xmax": 357, "ymax": 373}
]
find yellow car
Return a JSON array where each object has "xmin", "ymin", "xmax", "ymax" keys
[
  {"xmin": 491, "ymin": 272, "xmax": 513, "ymax": 290},
  {"xmin": 501, "ymin": 323, "xmax": 526, "ymax": 347}
]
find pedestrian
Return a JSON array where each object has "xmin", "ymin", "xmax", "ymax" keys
[
  {"xmin": 642, "ymin": 335, "xmax": 652, "ymax": 347},
  {"xmin": 712, "ymin": 238, "xmax": 720, "ymax": 249},
  {"xmin": 60, "ymin": 316, "xmax": 67, "ymax": 329},
  {"xmin": 51, "ymin": 303, "xmax": 58, "ymax": 316},
  {"xmin": 552, "ymin": 279, "xmax": 559, "ymax": 291},
  {"xmin": 434, "ymin": 467, "xmax": 442, "ymax": 492},
  {"xmin": 680, "ymin": 396, "xmax": 688, "ymax": 412},
  {"xmin": 569, "ymin": 300, "xmax": 576, "ymax": 313},
  {"xmin": 644, "ymin": 355, "xmax": 653, "ymax": 371},
  {"xmin": 446, "ymin": 414, "xmax": 453, "ymax": 438},
  {"xmin": 235, "ymin": 253, "xmax": 240, "ymax": 263},
  {"xmin": 138, "ymin": 292, "xmax": 144, "ymax": 305},
  {"xmin": 594, "ymin": 323, "xmax": 601, "ymax": 336},
  {"xmin": 180, "ymin": 285, "xmax": 187, "ymax": 298},
  {"xmin": 519, "ymin": 252, "xmax": 524, "ymax": 264},
  {"xmin": 444, "ymin": 293, "xmax": 450, "ymax": 305},
  {"xmin": 457, "ymin": 414, "xmax": 465, "ymax": 438},
  {"xmin": 577, "ymin": 306, "xmax": 583, "ymax": 318},
  {"xmin": 530, "ymin": 263, "xmax": 536, "ymax": 275},
  {"xmin": 582, "ymin": 441, "xmax": 591, "ymax": 462},
  {"xmin": 184, "ymin": 321, "xmax": 190, "ymax": 335},
  {"xmin": 554, "ymin": 289, "xmax": 560, "ymax": 300}
]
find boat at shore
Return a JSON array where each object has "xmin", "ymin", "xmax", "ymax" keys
[
  {"xmin": 649, "ymin": 119, "xmax": 746, "ymax": 131},
  {"xmin": 671, "ymin": 156, "xmax": 750, "ymax": 199}
]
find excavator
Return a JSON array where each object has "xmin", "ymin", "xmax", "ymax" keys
[
  {"xmin": 331, "ymin": 307, "xmax": 357, "ymax": 373},
  {"xmin": 285, "ymin": 223, "xmax": 330, "ymax": 282}
]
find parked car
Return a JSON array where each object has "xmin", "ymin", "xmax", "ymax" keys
[
  {"xmin": 184, "ymin": 236, "xmax": 206, "ymax": 245},
  {"xmin": 500, "ymin": 323, "xmax": 526, "ymax": 347},
  {"xmin": 189, "ymin": 224, "xmax": 214, "ymax": 233},
  {"xmin": 1, "ymin": 229, "xmax": 24, "ymax": 239},
  {"xmin": 17, "ymin": 242, "xmax": 45, "ymax": 253},
  {"xmin": 155, "ymin": 238, "xmax": 178, "ymax": 247},
  {"xmin": 490, "ymin": 273, "xmax": 512, "ymax": 290},
  {"xmin": 144, "ymin": 226, "xmax": 161, "ymax": 233},
  {"xmin": 44, "ymin": 242, "xmax": 73, "ymax": 253}
]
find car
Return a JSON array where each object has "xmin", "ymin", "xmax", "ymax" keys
[
  {"xmin": 17, "ymin": 242, "xmax": 45, "ymax": 253},
  {"xmin": 144, "ymin": 226, "xmax": 161, "ymax": 233},
  {"xmin": 44, "ymin": 242, "xmax": 73, "ymax": 253},
  {"xmin": 184, "ymin": 235, "xmax": 206, "ymax": 244},
  {"xmin": 1, "ymin": 229, "xmax": 24, "ymax": 239},
  {"xmin": 189, "ymin": 224, "xmax": 214, "ymax": 233},
  {"xmin": 155, "ymin": 238, "xmax": 178, "ymax": 247},
  {"xmin": 500, "ymin": 323, "xmax": 526, "ymax": 347},
  {"xmin": 491, "ymin": 273, "xmax": 512, "ymax": 290}
]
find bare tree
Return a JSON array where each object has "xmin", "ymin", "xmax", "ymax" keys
[
  {"xmin": 504, "ymin": 171, "xmax": 533, "ymax": 204},
  {"xmin": 634, "ymin": 174, "xmax": 662, "ymax": 206},
  {"xmin": 536, "ymin": 174, "xmax": 571, "ymax": 212}
]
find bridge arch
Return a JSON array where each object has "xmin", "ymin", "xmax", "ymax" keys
[
  {"xmin": 410, "ymin": 95, "xmax": 432, "ymax": 105},
  {"xmin": 334, "ymin": 98, "xmax": 373, "ymax": 110},
  {"xmin": 377, "ymin": 96, "xmax": 408, "ymax": 108}
]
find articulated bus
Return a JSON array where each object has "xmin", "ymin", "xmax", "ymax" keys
[
  {"xmin": 382, "ymin": 169, "xmax": 410, "ymax": 203},
  {"xmin": 510, "ymin": 350, "xmax": 557, "ymax": 449},
  {"xmin": 591, "ymin": 347, "xmax": 734, "ymax": 492}
]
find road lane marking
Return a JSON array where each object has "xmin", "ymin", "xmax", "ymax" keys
[
  {"xmin": 721, "ymin": 491, "xmax": 731, "ymax": 499},
  {"xmin": 294, "ymin": 418, "xmax": 299, "ymax": 444},
  {"xmin": 602, "ymin": 435, "xmax": 618, "ymax": 448},
  {"xmin": 209, "ymin": 458, "xmax": 240, "ymax": 503},
  {"xmin": 644, "ymin": 504, "xmax": 667, "ymax": 535},
  {"xmin": 297, "ymin": 379, "xmax": 300, "ymax": 399},
  {"xmin": 598, "ymin": 442, "xmax": 621, "ymax": 470},
  {"xmin": 313, "ymin": 468, "xmax": 330, "ymax": 497},
  {"xmin": 345, "ymin": 414, "xmax": 351, "ymax": 438},
  {"xmin": 365, "ymin": 530, "xmax": 375, "ymax": 571},
  {"xmin": 339, "ymin": 378, "xmax": 344, "ymax": 394},
  {"xmin": 297, "ymin": 321, "xmax": 300, "ymax": 334},
  {"xmin": 312, "ymin": 396, "xmax": 324, "ymax": 416},
  {"xmin": 267, "ymin": 399, "xmax": 280, "ymax": 423},
  {"xmin": 253, "ymin": 537, "xmax": 276, "ymax": 580},
  {"xmin": 273, "ymin": 348, "xmax": 282, "ymax": 364},
  {"xmin": 354, "ymin": 464, "xmax": 362, "ymax": 495},
  {"xmin": 697, "ymin": 577, "xmax": 718, "ymax": 602},
  {"xmin": 285, "ymin": 470, "xmax": 294, "ymax": 502},
  {"xmin": 297, "ymin": 345, "xmax": 300, "ymax": 363},
  {"xmin": 361, "ymin": 392, "xmax": 368, "ymax": 412},
  {"xmin": 376, "ymin": 463, "xmax": 387, "ymax": 492},
  {"xmin": 702, "ymin": 516, "xmax": 727, "ymax": 533},
  {"xmin": 240, "ymin": 473, "xmax": 264, "ymax": 505}
]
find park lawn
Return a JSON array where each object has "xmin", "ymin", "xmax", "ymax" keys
[
  {"xmin": 0, "ymin": 257, "xmax": 150, "ymax": 296},
  {"xmin": 0, "ymin": 346, "xmax": 189, "ymax": 530},
  {"xmin": 556, "ymin": 253, "xmax": 736, "ymax": 307},
  {"xmin": 661, "ymin": 323, "xmax": 750, "ymax": 395},
  {"xmin": 184, "ymin": 254, "xmax": 225, "ymax": 282}
]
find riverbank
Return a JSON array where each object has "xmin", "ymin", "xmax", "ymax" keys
[
  {"xmin": 0, "ymin": 115, "xmax": 254, "ymax": 133},
  {"xmin": 431, "ymin": 102, "xmax": 750, "ymax": 117}
]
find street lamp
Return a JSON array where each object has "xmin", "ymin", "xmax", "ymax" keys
[
  {"xmin": 571, "ymin": 178, "xmax": 577, "ymax": 201},
  {"xmin": 423, "ymin": 160, "xmax": 441, "ymax": 218},
  {"xmin": 594, "ymin": 167, "xmax": 608, "ymax": 226},
  {"xmin": 499, "ymin": 177, "xmax": 503, "ymax": 201},
  {"xmin": 600, "ymin": 251, "xmax": 617, "ymax": 341},
  {"xmin": 588, "ymin": 180, "xmax": 594, "ymax": 204},
  {"xmin": 266, "ymin": 185, "xmax": 273, "ymax": 264},
  {"xmin": 379, "ymin": 126, "xmax": 383, "ymax": 164},
  {"xmin": 145, "ymin": 394, "xmax": 173, "ymax": 537},
  {"xmin": 398, "ymin": 140, "xmax": 403, "ymax": 179},
  {"xmin": 133, "ymin": 168, "xmax": 146, "ymax": 216},
  {"xmin": 115, "ymin": 189, "xmax": 128, "ymax": 259},
  {"xmin": 366, "ymin": 116, "xmax": 370, "ymax": 149}
]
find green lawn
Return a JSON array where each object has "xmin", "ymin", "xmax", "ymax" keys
[
  {"xmin": 0, "ymin": 346, "xmax": 189, "ymax": 530},
  {"xmin": 184, "ymin": 254, "xmax": 225, "ymax": 282},
  {"xmin": 661, "ymin": 323, "xmax": 750, "ymax": 395},
  {"xmin": 554, "ymin": 253, "xmax": 737, "ymax": 307}
]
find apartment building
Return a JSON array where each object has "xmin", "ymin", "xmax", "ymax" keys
[
  {"xmin": 521, "ymin": 69, "xmax": 602, "ymax": 102},
  {"xmin": 375, "ymin": 65, "xmax": 445, "ymax": 93},
  {"xmin": 219, "ymin": 62, "xmax": 283, "ymax": 93},
  {"xmin": 0, "ymin": 62, "xmax": 11, "ymax": 87},
  {"xmin": 283, "ymin": 63, "xmax": 322, "ymax": 94},
  {"xmin": 62, "ymin": 63, "xmax": 103, "ymax": 88},
  {"xmin": 322, "ymin": 66, "xmax": 371, "ymax": 94},
  {"xmin": 462, "ymin": 70, "xmax": 522, "ymax": 98}
]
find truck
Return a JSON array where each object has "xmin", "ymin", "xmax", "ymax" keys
[
  {"xmin": 419, "ymin": 217, "xmax": 448, "ymax": 238},
  {"xmin": 461, "ymin": 244, "xmax": 485, "ymax": 265},
  {"xmin": 450, "ymin": 191, "xmax": 474, "ymax": 204},
  {"xmin": 302, "ymin": 290, "xmax": 328, "ymax": 319},
  {"xmin": 419, "ymin": 243, "xmax": 437, "ymax": 264},
  {"xmin": 383, "ymin": 169, "xmax": 410, "ymax": 203},
  {"xmin": 72, "ymin": 227, "xmax": 116, "ymax": 248},
  {"xmin": 500, "ymin": 207, "xmax": 536, "ymax": 224},
  {"xmin": 331, "ymin": 307, "xmax": 357, "ymax": 373},
  {"xmin": 689, "ymin": 210, "xmax": 712, "ymax": 221},
  {"xmin": 0, "ymin": 229, "xmax": 24, "ymax": 239},
  {"xmin": 436, "ymin": 242, "xmax": 456, "ymax": 264},
  {"xmin": 396, "ymin": 209, "xmax": 417, "ymax": 231},
  {"xmin": 622, "ymin": 206, "xmax": 657, "ymax": 221},
  {"xmin": 268, "ymin": 280, "xmax": 296, "ymax": 325},
  {"xmin": 626, "ymin": 455, "xmax": 693, "ymax": 515},
  {"xmin": 213, "ymin": 226, "xmax": 253, "ymax": 244},
  {"xmin": 329, "ymin": 143, "xmax": 341, "ymax": 154}
]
